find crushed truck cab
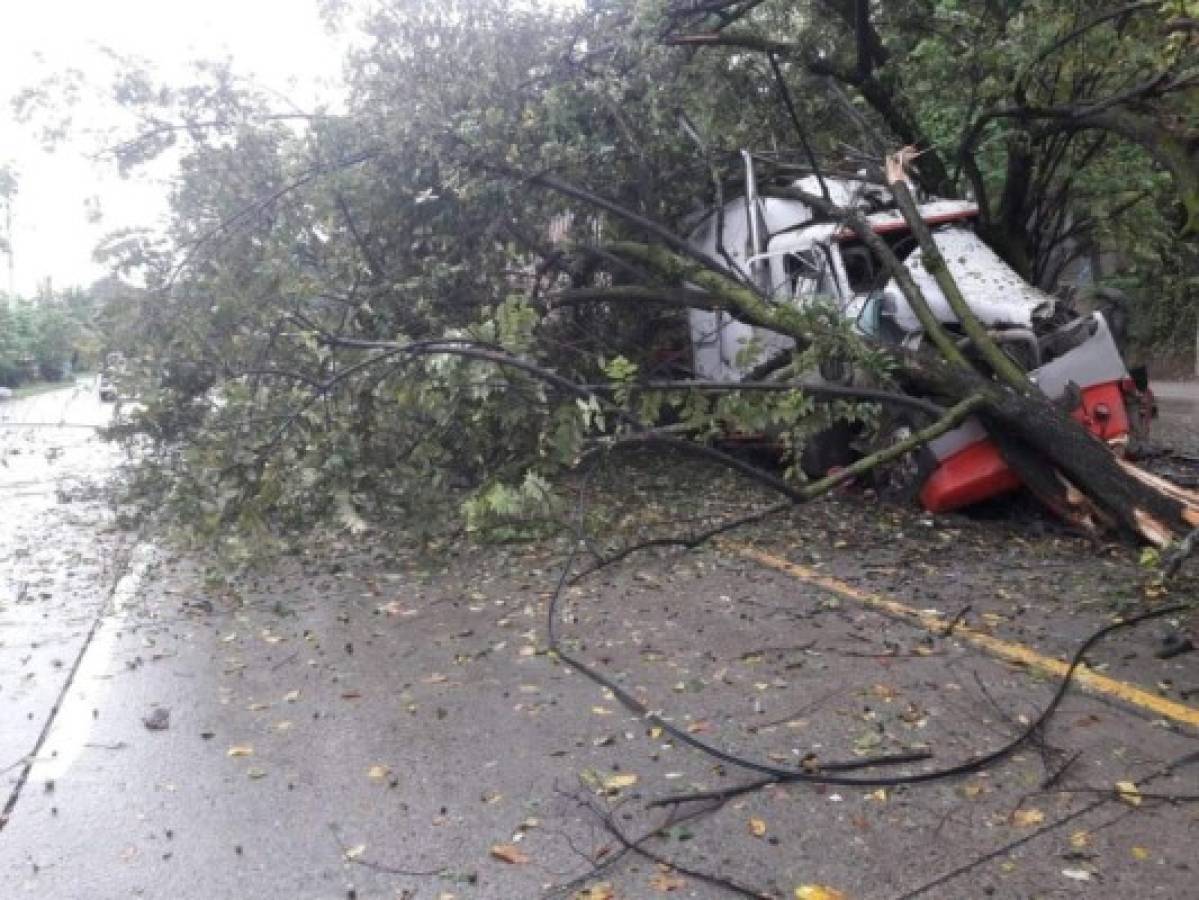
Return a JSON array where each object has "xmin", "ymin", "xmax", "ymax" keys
[
  {"xmin": 685, "ymin": 159, "xmax": 1148, "ymax": 512},
  {"xmin": 920, "ymin": 312, "xmax": 1138, "ymax": 511}
]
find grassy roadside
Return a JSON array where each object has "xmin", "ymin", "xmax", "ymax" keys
[{"xmin": 9, "ymin": 374, "xmax": 95, "ymax": 400}]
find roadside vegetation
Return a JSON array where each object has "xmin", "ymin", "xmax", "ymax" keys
[{"xmin": 0, "ymin": 285, "xmax": 107, "ymax": 388}]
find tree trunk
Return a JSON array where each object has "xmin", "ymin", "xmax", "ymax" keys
[{"xmin": 901, "ymin": 355, "xmax": 1199, "ymax": 544}]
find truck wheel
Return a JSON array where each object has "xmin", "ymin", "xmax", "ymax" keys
[{"xmin": 799, "ymin": 421, "xmax": 859, "ymax": 479}]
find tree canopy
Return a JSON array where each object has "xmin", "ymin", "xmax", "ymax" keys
[{"xmin": 71, "ymin": 0, "xmax": 1198, "ymax": 551}]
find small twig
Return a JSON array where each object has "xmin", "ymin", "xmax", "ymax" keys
[
  {"xmin": 1041, "ymin": 786, "xmax": 1199, "ymax": 804},
  {"xmin": 1040, "ymin": 749, "xmax": 1082, "ymax": 791},
  {"xmin": 649, "ymin": 777, "xmax": 778, "ymax": 809},
  {"xmin": 270, "ymin": 650, "xmax": 300, "ymax": 671},
  {"xmin": 836, "ymin": 647, "xmax": 946, "ymax": 659},
  {"xmin": 648, "ymin": 750, "xmax": 935, "ymax": 808},
  {"xmin": 942, "ymin": 604, "xmax": 971, "ymax": 637},
  {"xmin": 326, "ymin": 823, "xmax": 444, "ymax": 878},
  {"xmin": 894, "ymin": 747, "xmax": 1199, "ymax": 898},
  {"xmin": 1163, "ymin": 525, "xmax": 1199, "ymax": 579},
  {"xmin": 582, "ymin": 796, "xmax": 768, "ymax": 898},
  {"xmin": 748, "ymin": 686, "xmax": 847, "ymax": 730},
  {"xmin": 894, "ymin": 796, "xmax": 1106, "ymax": 899},
  {"xmin": 547, "ymin": 785, "xmax": 722, "ymax": 898}
]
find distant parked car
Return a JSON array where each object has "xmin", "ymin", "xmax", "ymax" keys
[{"xmin": 98, "ymin": 377, "xmax": 117, "ymax": 402}]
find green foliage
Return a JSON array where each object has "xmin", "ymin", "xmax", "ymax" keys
[
  {"xmin": 889, "ymin": 0, "xmax": 1199, "ymax": 330},
  {"xmin": 0, "ymin": 287, "xmax": 104, "ymax": 386},
  {"xmin": 89, "ymin": 2, "xmax": 769, "ymax": 541},
  {"xmin": 461, "ymin": 469, "xmax": 559, "ymax": 539},
  {"xmin": 82, "ymin": 0, "xmax": 1198, "ymax": 546}
]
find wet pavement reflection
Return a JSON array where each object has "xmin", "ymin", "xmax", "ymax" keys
[{"xmin": 0, "ymin": 384, "xmax": 127, "ymax": 821}]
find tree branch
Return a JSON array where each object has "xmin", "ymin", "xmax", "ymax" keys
[{"xmin": 885, "ymin": 163, "xmax": 1032, "ymax": 391}]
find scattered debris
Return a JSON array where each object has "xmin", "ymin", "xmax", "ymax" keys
[
  {"xmin": 489, "ymin": 844, "xmax": 529, "ymax": 865},
  {"xmin": 142, "ymin": 707, "xmax": 170, "ymax": 731}
]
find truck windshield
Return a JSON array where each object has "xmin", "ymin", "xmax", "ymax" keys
[{"xmin": 840, "ymin": 231, "xmax": 920, "ymax": 294}]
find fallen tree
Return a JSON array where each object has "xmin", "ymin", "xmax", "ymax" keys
[
  {"xmin": 334, "ymin": 162, "xmax": 1199, "ymax": 549},
  {"xmin": 45, "ymin": 7, "xmax": 1199, "ymax": 892},
  {"xmin": 525, "ymin": 142, "xmax": 1199, "ymax": 546},
  {"xmin": 66, "ymin": 0, "xmax": 1198, "ymax": 563}
]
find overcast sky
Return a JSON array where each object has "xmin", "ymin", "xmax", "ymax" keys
[{"xmin": 0, "ymin": 0, "xmax": 349, "ymax": 296}]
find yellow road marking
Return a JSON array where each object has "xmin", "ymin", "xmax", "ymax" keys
[{"xmin": 737, "ymin": 545, "xmax": 1199, "ymax": 730}]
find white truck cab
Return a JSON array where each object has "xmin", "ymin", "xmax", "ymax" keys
[
  {"xmin": 687, "ymin": 175, "xmax": 1057, "ymax": 380},
  {"xmin": 684, "ymin": 160, "xmax": 1147, "ymax": 511}
]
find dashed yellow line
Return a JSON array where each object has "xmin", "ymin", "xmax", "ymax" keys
[{"xmin": 737, "ymin": 545, "xmax": 1199, "ymax": 730}]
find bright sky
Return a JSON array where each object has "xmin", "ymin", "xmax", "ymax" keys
[{"xmin": 0, "ymin": 0, "xmax": 348, "ymax": 296}]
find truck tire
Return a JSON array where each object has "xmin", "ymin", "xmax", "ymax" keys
[{"xmin": 799, "ymin": 421, "xmax": 859, "ymax": 479}]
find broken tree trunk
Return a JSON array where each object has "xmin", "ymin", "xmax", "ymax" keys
[
  {"xmin": 900, "ymin": 352, "xmax": 1199, "ymax": 544},
  {"xmin": 877, "ymin": 150, "xmax": 1199, "ymax": 544},
  {"xmin": 630, "ymin": 194, "xmax": 1199, "ymax": 543},
  {"xmin": 749, "ymin": 148, "xmax": 1199, "ymax": 545}
]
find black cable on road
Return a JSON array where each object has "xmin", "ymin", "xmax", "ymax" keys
[{"xmin": 544, "ymin": 457, "xmax": 1189, "ymax": 793}]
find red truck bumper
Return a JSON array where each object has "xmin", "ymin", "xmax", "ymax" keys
[{"xmin": 920, "ymin": 378, "xmax": 1137, "ymax": 513}]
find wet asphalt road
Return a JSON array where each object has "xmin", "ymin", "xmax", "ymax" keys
[
  {"xmin": 1150, "ymin": 381, "xmax": 1199, "ymax": 457},
  {"xmin": 0, "ymin": 384, "xmax": 127, "ymax": 804},
  {"xmin": 0, "ymin": 383, "xmax": 1197, "ymax": 899}
]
